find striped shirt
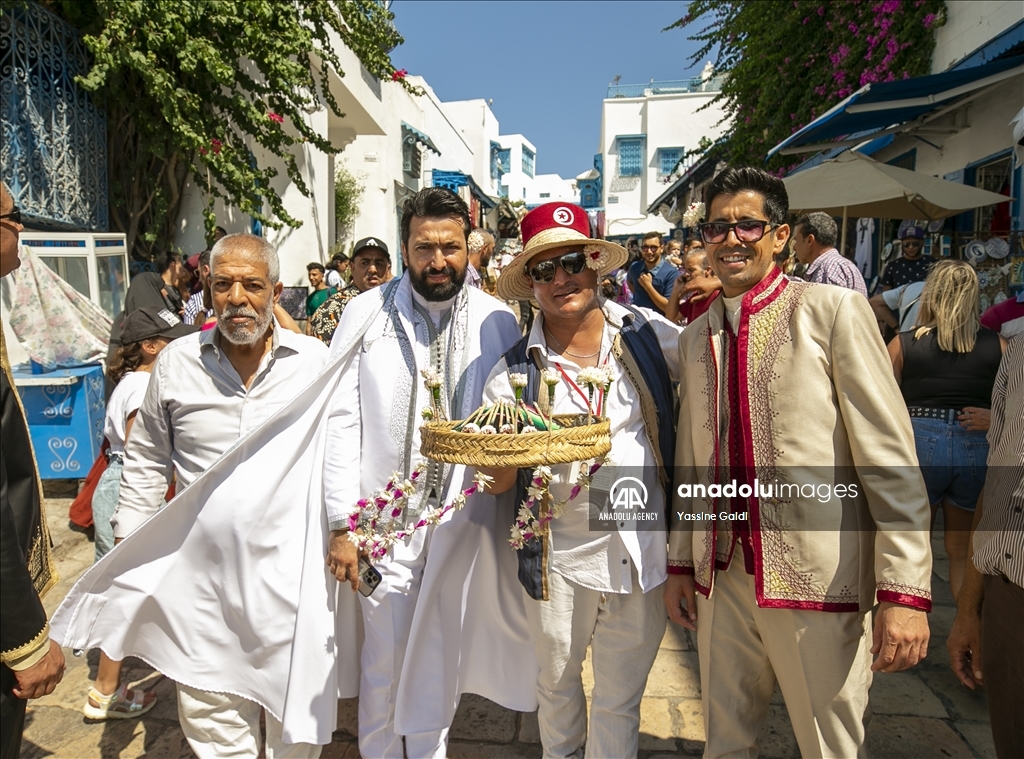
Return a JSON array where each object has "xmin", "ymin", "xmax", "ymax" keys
[
  {"xmin": 973, "ymin": 336, "xmax": 1024, "ymax": 588},
  {"xmin": 803, "ymin": 248, "xmax": 868, "ymax": 297}
]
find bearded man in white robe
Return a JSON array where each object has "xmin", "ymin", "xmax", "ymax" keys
[{"xmin": 323, "ymin": 187, "xmax": 536, "ymax": 759}]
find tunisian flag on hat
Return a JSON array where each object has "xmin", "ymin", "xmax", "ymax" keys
[{"xmin": 496, "ymin": 202, "xmax": 627, "ymax": 301}]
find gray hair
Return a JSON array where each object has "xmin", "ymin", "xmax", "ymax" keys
[
  {"xmin": 795, "ymin": 212, "xmax": 838, "ymax": 248},
  {"xmin": 210, "ymin": 233, "xmax": 280, "ymax": 283}
]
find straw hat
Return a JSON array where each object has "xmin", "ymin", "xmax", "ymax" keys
[{"xmin": 495, "ymin": 202, "xmax": 627, "ymax": 301}]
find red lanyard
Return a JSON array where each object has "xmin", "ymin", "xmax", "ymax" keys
[{"xmin": 553, "ymin": 355, "xmax": 609, "ymax": 416}]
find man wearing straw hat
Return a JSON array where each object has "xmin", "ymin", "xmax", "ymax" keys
[{"xmin": 482, "ymin": 202, "xmax": 681, "ymax": 759}]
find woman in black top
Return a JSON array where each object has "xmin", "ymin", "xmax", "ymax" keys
[{"xmin": 887, "ymin": 260, "xmax": 1005, "ymax": 601}]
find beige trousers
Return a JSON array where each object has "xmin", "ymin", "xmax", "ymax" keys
[
  {"xmin": 524, "ymin": 569, "xmax": 666, "ymax": 759},
  {"xmin": 696, "ymin": 559, "xmax": 873, "ymax": 759},
  {"xmin": 176, "ymin": 684, "xmax": 321, "ymax": 759}
]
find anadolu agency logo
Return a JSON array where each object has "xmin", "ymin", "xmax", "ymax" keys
[
  {"xmin": 593, "ymin": 476, "xmax": 663, "ymax": 525},
  {"xmin": 610, "ymin": 477, "xmax": 648, "ymax": 511}
]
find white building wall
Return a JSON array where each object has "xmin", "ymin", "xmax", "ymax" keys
[
  {"xmin": 526, "ymin": 174, "xmax": 579, "ymax": 205},
  {"xmin": 497, "ymin": 134, "xmax": 537, "ymax": 202},
  {"xmin": 442, "ymin": 98, "xmax": 502, "ymax": 196},
  {"xmin": 174, "ymin": 38, "xmax": 388, "ymax": 289},
  {"xmin": 931, "ymin": 1, "xmax": 1023, "ymax": 72},
  {"xmin": 600, "ymin": 91, "xmax": 729, "ymax": 240},
  {"xmin": 873, "ymin": 77, "xmax": 1022, "ymax": 178}
]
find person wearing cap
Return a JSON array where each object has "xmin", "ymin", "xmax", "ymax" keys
[
  {"xmin": 83, "ymin": 307, "xmax": 196, "ymax": 722},
  {"xmin": 322, "ymin": 188, "xmax": 534, "ymax": 759},
  {"xmin": 880, "ymin": 225, "xmax": 933, "ymax": 291},
  {"xmin": 52, "ymin": 233, "xmax": 332, "ymax": 758},
  {"xmin": 309, "ymin": 237, "xmax": 392, "ymax": 345},
  {"xmin": 481, "ymin": 202, "xmax": 681, "ymax": 759},
  {"xmin": 1, "ymin": 180, "xmax": 65, "ymax": 759},
  {"xmin": 664, "ymin": 167, "xmax": 932, "ymax": 758}
]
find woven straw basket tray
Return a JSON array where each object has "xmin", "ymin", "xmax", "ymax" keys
[{"xmin": 421, "ymin": 414, "xmax": 611, "ymax": 468}]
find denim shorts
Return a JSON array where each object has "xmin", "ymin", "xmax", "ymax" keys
[
  {"xmin": 911, "ymin": 417, "xmax": 989, "ymax": 511},
  {"xmin": 91, "ymin": 458, "xmax": 123, "ymax": 562}
]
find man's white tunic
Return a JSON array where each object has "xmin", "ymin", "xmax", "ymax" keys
[{"xmin": 324, "ymin": 276, "xmax": 538, "ymax": 738}]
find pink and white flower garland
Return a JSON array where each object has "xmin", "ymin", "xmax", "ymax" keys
[
  {"xmin": 509, "ymin": 458, "xmax": 605, "ymax": 550},
  {"xmin": 347, "ymin": 464, "xmax": 493, "ymax": 559}
]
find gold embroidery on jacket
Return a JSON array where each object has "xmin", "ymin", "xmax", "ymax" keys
[{"xmin": 1, "ymin": 325, "xmax": 60, "ymax": 600}]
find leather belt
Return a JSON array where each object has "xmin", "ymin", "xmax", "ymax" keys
[{"xmin": 907, "ymin": 406, "xmax": 959, "ymax": 423}]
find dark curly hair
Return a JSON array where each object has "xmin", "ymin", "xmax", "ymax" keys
[{"xmin": 107, "ymin": 341, "xmax": 145, "ymax": 385}]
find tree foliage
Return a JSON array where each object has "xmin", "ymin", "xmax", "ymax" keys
[
  {"xmin": 45, "ymin": 0, "xmax": 415, "ymax": 258},
  {"xmin": 333, "ymin": 163, "xmax": 363, "ymax": 245},
  {"xmin": 670, "ymin": 0, "xmax": 946, "ymax": 174}
]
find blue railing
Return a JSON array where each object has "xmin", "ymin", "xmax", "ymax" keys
[
  {"xmin": 606, "ymin": 77, "xmax": 726, "ymax": 99},
  {"xmin": 0, "ymin": 1, "xmax": 108, "ymax": 231}
]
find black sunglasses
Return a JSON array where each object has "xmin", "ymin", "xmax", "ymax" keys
[
  {"xmin": 698, "ymin": 219, "xmax": 772, "ymax": 245},
  {"xmin": 0, "ymin": 206, "xmax": 22, "ymax": 225},
  {"xmin": 528, "ymin": 250, "xmax": 587, "ymax": 284}
]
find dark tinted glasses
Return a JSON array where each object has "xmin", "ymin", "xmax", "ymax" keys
[
  {"xmin": 528, "ymin": 250, "xmax": 587, "ymax": 284},
  {"xmin": 0, "ymin": 206, "xmax": 22, "ymax": 225},
  {"xmin": 698, "ymin": 219, "xmax": 772, "ymax": 244}
]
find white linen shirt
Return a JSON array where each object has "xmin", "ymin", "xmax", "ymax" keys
[
  {"xmin": 111, "ymin": 325, "xmax": 329, "ymax": 538},
  {"xmin": 482, "ymin": 300, "xmax": 681, "ymax": 594}
]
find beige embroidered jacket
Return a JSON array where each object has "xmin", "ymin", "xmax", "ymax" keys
[{"xmin": 668, "ymin": 267, "xmax": 933, "ymax": 612}]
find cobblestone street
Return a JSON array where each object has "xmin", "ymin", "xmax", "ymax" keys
[{"xmin": 24, "ymin": 490, "xmax": 996, "ymax": 759}]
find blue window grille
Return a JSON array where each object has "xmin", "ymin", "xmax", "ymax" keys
[
  {"xmin": 490, "ymin": 141, "xmax": 501, "ymax": 180},
  {"xmin": 618, "ymin": 138, "xmax": 643, "ymax": 177},
  {"xmin": 0, "ymin": 2, "xmax": 108, "ymax": 231},
  {"xmin": 499, "ymin": 184, "xmax": 509, "ymax": 199},
  {"xmin": 522, "ymin": 147, "xmax": 535, "ymax": 178},
  {"xmin": 496, "ymin": 149, "xmax": 510, "ymax": 176},
  {"xmin": 659, "ymin": 148, "xmax": 682, "ymax": 176}
]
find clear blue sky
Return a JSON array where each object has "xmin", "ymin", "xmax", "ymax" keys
[{"xmin": 389, "ymin": 1, "xmax": 706, "ymax": 180}]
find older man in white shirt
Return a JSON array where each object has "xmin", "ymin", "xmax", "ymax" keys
[
  {"xmin": 109, "ymin": 234, "xmax": 329, "ymax": 758},
  {"xmin": 484, "ymin": 203, "xmax": 681, "ymax": 759}
]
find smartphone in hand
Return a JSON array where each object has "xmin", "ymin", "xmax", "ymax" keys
[{"xmin": 357, "ymin": 558, "xmax": 382, "ymax": 597}]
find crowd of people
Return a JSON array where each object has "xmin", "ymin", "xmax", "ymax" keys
[{"xmin": 1, "ymin": 172, "xmax": 1021, "ymax": 759}]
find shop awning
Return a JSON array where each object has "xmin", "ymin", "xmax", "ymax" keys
[
  {"xmin": 768, "ymin": 54, "xmax": 1024, "ymax": 157},
  {"xmin": 401, "ymin": 122, "xmax": 441, "ymax": 156}
]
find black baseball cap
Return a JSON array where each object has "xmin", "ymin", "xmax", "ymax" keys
[
  {"xmin": 121, "ymin": 307, "xmax": 199, "ymax": 345},
  {"xmin": 352, "ymin": 236, "xmax": 389, "ymax": 257}
]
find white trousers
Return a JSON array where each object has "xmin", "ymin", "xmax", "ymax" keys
[
  {"xmin": 176, "ymin": 684, "xmax": 321, "ymax": 759},
  {"xmin": 358, "ymin": 526, "xmax": 449, "ymax": 759},
  {"xmin": 697, "ymin": 558, "xmax": 873, "ymax": 759},
  {"xmin": 524, "ymin": 569, "xmax": 666, "ymax": 759}
]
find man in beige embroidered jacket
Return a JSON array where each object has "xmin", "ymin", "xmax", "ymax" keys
[{"xmin": 664, "ymin": 168, "xmax": 932, "ymax": 759}]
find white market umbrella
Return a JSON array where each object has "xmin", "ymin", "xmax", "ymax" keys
[{"xmin": 783, "ymin": 151, "xmax": 1011, "ymax": 251}]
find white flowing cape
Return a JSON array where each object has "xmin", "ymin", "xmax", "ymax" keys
[{"xmin": 50, "ymin": 278, "xmax": 539, "ymax": 745}]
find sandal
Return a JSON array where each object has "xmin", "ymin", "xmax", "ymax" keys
[{"xmin": 83, "ymin": 684, "xmax": 157, "ymax": 720}]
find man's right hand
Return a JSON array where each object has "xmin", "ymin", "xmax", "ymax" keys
[
  {"xmin": 664, "ymin": 574, "xmax": 698, "ymax": 630},
  {"xmin": 947, "ymin": 607, "xmax": 984, "ymax": 689},
  {"xmin": 13, "ymin": 640, "xmax": 65, "ymax": 699},
  {"xmin": 326, "ymin": 530, "xmax": 361, "ymax": 592}
]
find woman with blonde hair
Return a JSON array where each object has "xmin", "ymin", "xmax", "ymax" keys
[{"xmin": 887, "ymin": 260, "xmax": 1005, "ymax": 600}]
